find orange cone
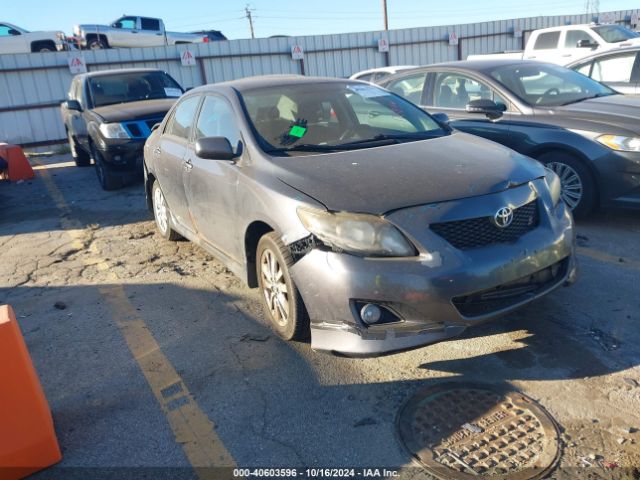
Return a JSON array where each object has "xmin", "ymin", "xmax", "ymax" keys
[
  {"xmin": 0, "ymin": 305, "xmax": 62, "ymax": 480},
  {"xmin": 0, "ymin": 144, "xmax": 35, "ymax": 182}
]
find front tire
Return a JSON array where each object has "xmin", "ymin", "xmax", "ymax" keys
[
  {"xmin": 152, "ymin": 181, "xmax": 181, "ymax": 241},
  {"xmin": 91, "ymin": 143, "xmax": 121, "ymax": 191},
  {"xmin": 68, "ymin": 130, "xmax": 90, "ymax": 167},
  {"xmin": 538, "ymin": 152, "xmax": 596, "ymax": 218},
  {"xmin": 256, "ymin": 233, "xmax": 309, "ymax": 341}
]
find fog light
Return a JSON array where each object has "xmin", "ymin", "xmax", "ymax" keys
[{"xmin": 360, "ymin": 303, "xmax": 382, "ymax": 325}]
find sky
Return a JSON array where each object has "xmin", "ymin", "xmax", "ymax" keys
[{"xmin": 4, "ymin": 0, "xmax": 638, "ymax": 39}]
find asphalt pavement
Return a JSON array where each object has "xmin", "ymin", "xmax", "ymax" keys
[{"xmin": 1, "ymin": 155, "xmax": 639, "ymax": 479}]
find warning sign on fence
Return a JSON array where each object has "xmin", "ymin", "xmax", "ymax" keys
[
  {"xmin": 291, "ymin": 45, "xmax": 304, "ymax": 60},
  {"xmin": 448, "ymin": 32, "xmax": 458, "ymax": 46},
  {"xmin": 67, "ymin": 56, "xmax": 87, "ymax": 74},
  {"xmin": 180, "ymin": 49, "xmax": 196, "ymax": 67},
  {"xmin": 378, "ymin": 38, "xmax": 390, "ymax": 52}
]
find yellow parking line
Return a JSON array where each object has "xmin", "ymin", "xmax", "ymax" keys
[
  {"xmin": 32, "ymin": 159, "xmax": 235, "ymax": 475},
  {"xmin": 577, "ymin": 246, "xmax": 640, "ymax": 270}
]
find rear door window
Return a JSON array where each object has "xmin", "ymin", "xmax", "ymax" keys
[
  {"xmin": 166, "ymin": 96, "xmax": 201, "ymax": 140},
  {"xmin": 385, "ymin": 73, "xmax": 427, "ymax": 105},
  {"xmin": 533, "ymin": 32, "xmax": 560, "ymax": 50},
  {"xmin": 140, "ymin": 18, "xmax": 161, "ymax": 31}
]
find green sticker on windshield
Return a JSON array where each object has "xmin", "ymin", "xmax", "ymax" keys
[{"xmin": 289, "ymin": 125, "xmax": 307, "ymax": 138}]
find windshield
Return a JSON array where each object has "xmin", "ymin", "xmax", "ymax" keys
[
  {"xmin": 489, "ymin": 63, "xmax": 616, "ymax": 107},
  {"xmin": 591, "ymin": 25, "xmax": 639, "ymax": 43},
  {"xmin": 239, "ymin": 82, "xmax": 445, "ymax": 154},
  {"xmin": 88, "ymin": 72, "xmax": 183, "ymax": 108}
]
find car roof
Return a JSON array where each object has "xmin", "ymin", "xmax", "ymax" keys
[
  {"xmin": 78, "ymin": 68, "xmax": 165, "ymax": 80},
  {"xmin": 385, "ymin": 59, "xmax": 557, "ymax": 75},
  {"xmin": 566, "ymin": 45, "xmax": 640, "ymax": 66},
  {"xmin": 192, "ymin": 74, "xmax": 361, "ymax": 93}
]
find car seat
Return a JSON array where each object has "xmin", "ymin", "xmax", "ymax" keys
[{"xmin": 438, "ymin": 85, "xmax": 455, "ymax": 108}]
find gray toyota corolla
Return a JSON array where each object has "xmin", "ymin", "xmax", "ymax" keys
[{"xmin": 143, "ymin": 75, "xmax": 577, "ymax": 355}]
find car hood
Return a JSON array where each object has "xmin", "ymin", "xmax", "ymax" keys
[
  {"xmin": 541, "ymin": 94, "xmax": 640, "ymax": 135},
  {"xmin": 271, "ymin": 132, "xmax": 546, "ymax": 215},
  {"xmin": 92, "ymin": 99, "xmax": 177, "ymax": 123}
]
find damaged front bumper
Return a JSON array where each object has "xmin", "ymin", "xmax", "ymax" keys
[{"xmin": 289, "ymin": 182, "xmax": 577, "ymax": 355}]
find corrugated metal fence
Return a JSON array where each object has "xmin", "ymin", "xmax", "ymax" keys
[{"xmin": 1, "ymin": 9, "xmax": 638, "ymax": 147}]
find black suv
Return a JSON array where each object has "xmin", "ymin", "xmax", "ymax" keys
[{"xmin": 60, "ymin": 68, "xmax": 183, "ymax": 190}]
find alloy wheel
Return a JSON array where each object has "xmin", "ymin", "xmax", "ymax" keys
[
  {"xmin": 154, "ymin": 187, "xmax": 169, "ymax": 235},
  {"xmin": 547, "ymin": 161, "xmax": 583, "ymax": 210},
  {"xmin": 260, "ymin": 248, "xmax": 289, "ymax": 327}
]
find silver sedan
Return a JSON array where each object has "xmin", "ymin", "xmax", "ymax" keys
[{"xmin": 143, "ymin": 75, "xmax": 577, "ymax": 355}]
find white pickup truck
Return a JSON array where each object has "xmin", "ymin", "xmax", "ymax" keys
[
  {"xmin": 73, "ymin": 16, "xmax": 208, "ymax": 50},
  {"xmin": 0, "ymin": 22, "xmax": 67, "ymax": 54},
  {"xmin": 469, "ymin": 24, "xmax": 640, "ymax": 66}
]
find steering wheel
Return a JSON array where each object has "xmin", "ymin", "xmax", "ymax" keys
[
  {"xmin": 338, "ymin": 127, "xmax": 359, "ymax": 142},
  {"xmin": 535, "ymin": 87, "xmax": 561, "ymax": 105}
]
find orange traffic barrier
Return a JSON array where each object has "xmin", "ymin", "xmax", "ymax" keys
[
  {"xmin": 0, "ymin": 305, "xmax": 61, "ymax": 480},
  {"xmin": 0, "ymin": 144, "xmax": 35, "ymax": 182}
]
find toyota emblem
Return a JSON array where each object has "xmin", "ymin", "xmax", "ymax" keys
[{"xmin": 493, "ymin": 207, "xmax": 513, "ymax": 228}]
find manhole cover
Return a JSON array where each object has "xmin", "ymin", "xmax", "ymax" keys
[{"xmin": 396, "ymin": 383, "xmax": 561, "ymax": 479}]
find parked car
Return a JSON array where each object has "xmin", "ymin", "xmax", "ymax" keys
[
  {"xmin": 380, "ymin": 60, "xmax": 640, "ymax": 216},
  {"xmin": 568, "ymin": 46, "xmax": 640, "ymax": 94},
  {"xmin": 468, "ymin": 24, "xmax": 640, "ymax": 66},
  {"xmin": 144, "ymin": 75, "xmax": 577, "ymax": 355},
  {"xmin": 73, "ymin": 16, "xmax": 208, "ymax": 50},
  {"xmin": 60, "ymin": 68, "xmax": 183, "ymax": 190},
  {"xmin": 191, "ymin": 30, "xmax": 227, "ymax": 42},
  {"xmin": 349, "ymin": 66, "xmax": 418, "ymax": 84},
  {"xmin": 0, "ymin": 22, "xmax": 67, "ymax": 54}
]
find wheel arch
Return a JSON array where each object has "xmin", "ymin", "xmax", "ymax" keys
[
  {"xmin": 30, "ymin": 40, "xmax": 56, "ymax": 52},
  {"xmin": 529, "ymin": 144, "xmax": 601, "ymax": 204},
  {"xmin": 85, "ymin": 33, "xmax": 109, "ymax": 48},
  {"xmin": 245, "ymin": 221, "xmax": 275, "ymax": 288}
]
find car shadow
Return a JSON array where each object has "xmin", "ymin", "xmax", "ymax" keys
[{"xmin": 5, "ymin": 277, "xmax": 638, "ymax": 478}]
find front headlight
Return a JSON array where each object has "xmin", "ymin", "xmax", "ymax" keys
[
  {"xmin": 99, "ymin": 123, "xmax": 130, "ymax": 139},
  {"xmin": 544, "ymin": 168, "xmax": 562, "ymax": 206},
  {"xmin": 297, "ymin": 208, "xmax": 416, "ymax": 257},
  {"xmin": 596, "ymin": 134, "xmax": 640, "ymax": 152}
]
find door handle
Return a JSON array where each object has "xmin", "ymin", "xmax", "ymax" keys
[
  {"xmin": 132, "ymin": 30, "xmax": 138, "ymax": 34},
  {"xmin": 183, "ymin": 159, "xmax": 193, "ymax": 171},
  {"xmin": 561, "ymin": 54, "xmax": 572, "ymax": 57},
  {"xmin": 153, "ymin": 147, "xmax": 161, "ymax": 156}
]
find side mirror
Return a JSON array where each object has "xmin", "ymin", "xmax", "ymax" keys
[
  {"xmin": 466, "ymin": 99, "xmax": 504, "ymax": 120},
  {"xmin": 8, "ymin": 29, "xmax": 21, "ymax": 36},
  {"xmin": 431, "ymin": 112, "xmax": 450, "ymax": 124},
  {"xmin": 113, "ymin": 22, "xmax": 122, "ymax": 29},
  {"xmin": 66, "ymin": 100, "xmax": 82, "ymax": 111},
  {"xmin": 195, "ymin": 136, "xmax": 237, "ymax": 160},
  {"xmin": 577, "ymin": 39, "xmax": 597, "ymax": 48}
]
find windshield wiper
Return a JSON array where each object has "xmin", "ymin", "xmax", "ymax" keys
[
  {"xmin": 339, "ymin": 132, "xmax": 440, "ymax": 146},
  {"xmin": 265, "ymin": 143, "xmax": 348, "ymax": 154},
  {"xmin": 561, "ymin": 92, "xmax": 615, "ymax": 106}
]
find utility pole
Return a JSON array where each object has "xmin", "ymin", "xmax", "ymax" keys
[
  {"xmin": 245, "ymin": 4, "xmax": 255, "ymax": 39},
  {"xmin": 584, "ymin": 0, "xmax": 600, "ymax": 15},
  {"xmin": 382, "ymin": 0, "xmax": 389, "ymax": 30}
]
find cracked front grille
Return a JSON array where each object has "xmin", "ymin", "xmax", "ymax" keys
[{"xmin": 430, "ymin": 200, "xmax": 539, "ymax": 250}]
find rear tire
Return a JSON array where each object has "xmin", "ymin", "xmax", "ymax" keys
[
  {"xmin": 256, "ymin": 232, "xmax": 309, "ymax": 341},
  {"xmin": 537, "ymin": 151, "xmax": 596, "ymax": 218},
  {"xmin": 68, "ymin": 130, "xmax": 90, "ymax": 167},
  {"xmin": 91, "ymin": 143, "xmax": 121, "ymax": 191},
  {"xmin": 88, "ymin": 38, "xmax": 107, "ymax": 50},
  {"xmin": 151, "ymin": 181, "xmax": 181, "ymax": 241}
]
